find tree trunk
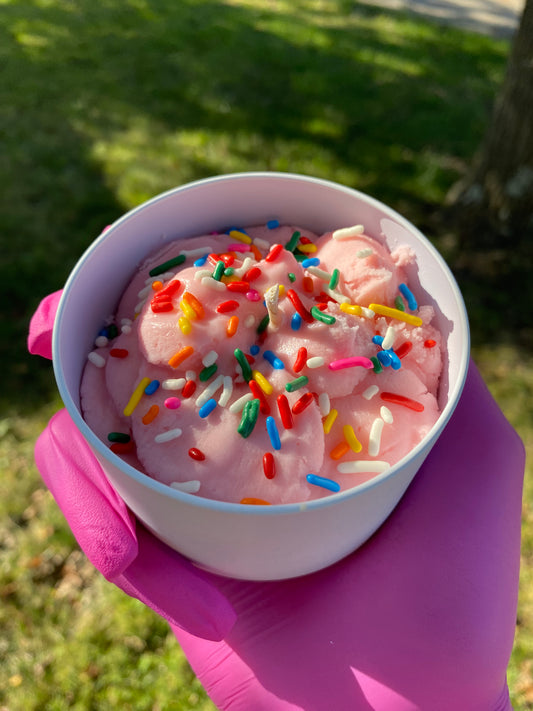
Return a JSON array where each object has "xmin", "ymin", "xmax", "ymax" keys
[{"xmin": 449, "ymin": 0, "xmax": 533, "ymax": 251}]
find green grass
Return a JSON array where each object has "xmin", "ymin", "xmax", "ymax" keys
[{"xmin": 1, "ymin": 0, "xmax": 531, "ymax": 708}]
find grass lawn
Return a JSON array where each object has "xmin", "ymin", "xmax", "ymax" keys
[{"xmin": 1, "ymin": 0, "xmax": 531, "ymax": 708}]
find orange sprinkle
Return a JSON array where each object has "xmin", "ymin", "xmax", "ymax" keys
[
  {"xmin": 330, "ymin": 441, "xmax": 350, "ymax": 460},
  {"xmin": 250, "ymin": 243, "xmax": 263, "ymax": 261},
  {"xmin": 168, "ymin": 346, "xmax": 194, "ymax": 368},
  {"xmin": 151, "ymin": 280, "xmax": 164, "ymax": 291},
  {"xmin": 142, "ymin": 404, "xmax": 159, "ymax": 425},
  {"xmin": 424, "ymin": 339, "xmax": 436, "ymax": 348},
  {"xmin": 183, "ymin": 291, "xmax": 205, "ymax": 319},
  {"xmin": 302, "ymin": 276, "xmax": 314, "ymax": 293},
  {"xmin": 226, "ymin": 315, "xmax": 239, "ymax": 337},
  {"xmin": 240, "ymin": 497, "xmax": 271, "ymax": 505}
]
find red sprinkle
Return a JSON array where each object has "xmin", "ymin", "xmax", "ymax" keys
[
  {"xmin": 188, "ymin": 448, "xmax": 206, "ymax": 461},
  {"xmin": 244, "ymin": 353, "xmax": 255, "ymax": 365},
  {"xmin": 265, "ymin": 243, "xmax": 283, "ymax": 262},
  {"xmin": 155, "ymin": 279, "xmax": 181, "ymax": 299},
  {"xmin": 151, "ymin": 301, "xmax": 174, "ymax": 313},
  {"xmin": 263, "ymin": 452, "xmax": 275, "ymax": 479},
  {"xmin": 424, "ymin": 339, "xmax": 437, "ymax": 348},
  {"xmin": 299, "ymin": 236, "xmax": 312, "ymax": 245},
  {"xmin": 243, "ymin": 266, "xmax": 262, "ymax": 282},
  {"xmin": 182, "ymin": 380, "xmax": 197, "ymax": 398},
  {"xmin": 110, "ymin": 441, "xmax": 134, "ymax": 454},
  {"xmin": 315, "ymin": 291, "xmax": 336, "ymax": 304},
  {"xmin": 219, "ymin": 253, "xmax": 235, "ymax": 267},
  {"xmin": 277, "ymin": 394, "xmax": 293, "ymax": 429},
  {"xmin": 380, "ymin": 392, "xmax": 424, "ymax": 412},
  {"xmin": 109, "ymin": 348, "xmax": 129, "ymax": 358},
  {"xmin": 293, "ymin": 346, "xmax": 308, "ymax": 373},
  {"xmin": 216, "ymin": 299, "xmax": 240, "ymax": 313},
  {"xmin": 395, "ymin": 341, "xmax": 413, "ymax": 359},
  {"xmin": 286, "ymin": 289, "xmax": 313, "ymax": 323},
  {"xmin": 292, "ymin": 392, "xmax": 314, "ymax": 414},
  {"xmin": 249, "ymin": 380, "xmax": 270, "ymax": 415},
  {"xmin": 302, "ymin": 276, "xmax": 314, "ymax": 293},
  {"xmin": 226, "ymin": 281, "xmax": 250, "ymax": 293}
]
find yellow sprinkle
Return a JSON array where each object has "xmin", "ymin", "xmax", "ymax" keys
[
  {"xmin": 229, "ymin": 229, "xmax": 252, "ymax": 245},
  {"xmin": 343, "ymin": 425, "xmax": 362, "ymax": 453},
  {"xmin": 297, "ymin": 243, "xmax": 317, "ymax": 253},
  {"xmin": 180, "ymin": 299, "xmax": 196, "ymax": 320},
  {"xmin": 369, "ymin": 303, "xmax": 423, "ymax": 327},
  {"xmin": 182, "ymin": 291, "xmax": 205, "ymax": 319},
  {"xmin": 323, "ymin": 408, "xmax": 338, "ymax": 434},
  {"xmin": 168, "ymin": 346, "xmax": 194, "ymax": 369},
  {"xmin": 340, "ymin": 302, "xmax": 363, "ymax": 317},
  {"xmin": 179, "ymin": 316, "xmax": 192, "ymax": 335},
  {"xmin": 330, "ymin": 441, "xmax": 350, "ymax": 460},
  {"xmin": 278, "ymin": 284, "xmax": 285, "ymax": 298},
  {"xmin": 123, "ymin": 377, "xmax": 151, "ymax": 417},
  {"xmin": 252, "ymin": 370, "xmax": 273, "ymax": 395}
]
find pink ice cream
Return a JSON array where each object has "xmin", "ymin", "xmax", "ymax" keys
[{"xmin": 80, "ymin": 223, "xmax": 443, "ymax": 504}]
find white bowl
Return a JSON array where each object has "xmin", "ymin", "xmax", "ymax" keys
[{"xmin": 53, "ymin": 172, "xmax": 469, "ymax": 580}]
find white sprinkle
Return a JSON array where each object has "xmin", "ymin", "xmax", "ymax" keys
[
  {"xmin": 368, "ymin": 418, "xmax": 384, "ymax": 457},
  {"xmin": 88, "ymin": 351, "xmax": 106, "ymax": 368},
  {"xmin": 95, "ymin": 335, "xmax": 109, "ymax": 348},
  {"xmin": 356, "ymin": 248, "xmax": 373, "ymax": 258},
  {"xmin": 318, "ymin": 392, "xmax": 331, "ymax": 417},
  {"xmin": 137, "ymin": 284, "xmax": 153, "ymax": 299},
  {"xmin": 170, "ymin": 480, "xmax": 201, "ymax": 494},
  {"xmin": 155, "ymin": 428, "xmax": 182, "ymax": 443},
  {"xmin": 363, "ymin": 385, "xmax": 379, "ymax": 400},
  {"xmin": 218, "ymin": 375, "xmax": 234, "ymax": 407},
  {"xmin": 380, "ymin": 406, "xmax": 394, "ymax": 424},
  {"xmin": 361, "ymin": 307, "xmax": 375, "ymax": 319},
  {"xmin": 121, "ymin": 325, "xmax": 132, "ymax": 334},
  {"xmin": 229, "ymin": 392, "xmax": 253, "ymax": 414},
  {"xmin": 381, "ymin": 326, "xmax": 396, "ymax": 351},
  {"xmin": 134, "ymin": 298, "xmax": 147, "ymax": 314},
  {"xmin": 194, "ymin": 269, "xmax": 213, "ymax": 281},
  {"xmin": 324, "ymin": 287, "xmax": 350, "ymax": 304},
  {"xmin": 337, "ymin": 460, "xmax": 389, "ymax": 474},
  {"xmin": 265, "ymin": 284, "xmax": 282, "ymax": 331},
  {"xmin": 233, "ymin": 256, "xmax": 254, "ymax": 277},
  {"xmin": 121, "ymin": 318, "xmax": 132, "ymax": 325},
  {"xmin": 332, "ymin": 225, "xmax": 365, "ymax": 240},
  {"xmin": 202, "ymin": 350, "xmax": 219, "ymax": 367},
  {"xmin": 181, "ymin": 246, "xmax": 213, "ymax": 257},
  {"xmin": 162, "ymin": 378, "xmax": 185, "ymax": 390},
  {"xmin": 306, "ymin": 356, "xmax": 325, "ymax": 369},
  {"xmin": 201, "ymin": 276, "xmax": 226, "ymax": 291},
  {"xmin": 306, "ymin": 266, "xmax": 331, "ymax": 281},
  {"xmin": 253, "ymin": 237, "xmax": 270, "ymax": 250},
  {"xmin": 185, "ymin": 370, "xmax": 197, "ymax": 382},
  {"xmin": 196, "ymin": 374, "xmax": 225, "ymax": 408},
  {"xmin": 244, "ymin": 314, "xmax": 256, "ymax": 328}
]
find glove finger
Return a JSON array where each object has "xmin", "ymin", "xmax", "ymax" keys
[
  {"xmin": 35, "ymin": 409, "xmax": 138, "ymax": 580},
  {"xmin": 28, "ymin": 290, "xmax": 63, "ymax": 360},
  {"xmin": 113, "ymin": 526, "xmax": 237, "ymax": 642}
]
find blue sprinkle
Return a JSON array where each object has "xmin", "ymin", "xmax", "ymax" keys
[
  {"xmin": 306, "ymin": 474, "xmax": 341, "ymax": 493},
  {"xmin": 144, "ymin": 379, "xmax": 160, "ymax": 395},
  {"xmin": 389, "ymin": 351, "xmax": 402, "ymax": 370},
  {"xmin": 263, "ymin": 350, "xmax": 285, "ymax": 369},
  {"xmin": 291, "ymin": 313, "xmax": 302, "ymax": 331},
  {"xmin": 267, "ymin": 219, "xmax": 280, "ymax": 229},
  {"xmin": 98, "ymin": 328, "xmax": 108, "ymax": 337},
  {"xmin": 194, "ymin": 254, "xmax": 209, "ymax": 267},
  {"xmin": 266, "ymin": 416, "xmax": 281, "ymax": 450},
  {"xmin": 249, "ymin": 344, "xmax": 260, "ymax": 356},
  {"xmin": 372, "ymin": 335, "xmax": 384, "ymax": 346},
  {"xmin": 377, "ymin": 350, "xmax": 393, "ymax": 368},
  {"xmin": 199, "ymin": 399, "xmax": 217, "ymax": 418},
  {"xmin": 399, "ymin": 283, "xmax": 418, "ymax": 311},
  {"xmin": 301, "ymin": 257, "xmax": 320, "ymax": 268}
]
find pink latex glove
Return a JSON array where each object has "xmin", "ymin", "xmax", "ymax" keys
[{"xmin": 30, "ymin": 293, "xmax": 525, "ymax": 710}]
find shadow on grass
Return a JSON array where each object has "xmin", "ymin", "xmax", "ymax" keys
[{"xmin": 1, "ymin": 0, "xmax": 511, "ymax": 415}]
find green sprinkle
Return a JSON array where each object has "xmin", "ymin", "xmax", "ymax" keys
[
  {"xmin": 238, "ymin": 398, "xmax": 260, "ymax": 438},
  {"xmin": 213, "ymin": 260, "xmax": 225, "ymax": 281},
  {"xmin": 294, "ymin": 253, "xmax": 307, "ymax": 263},
  {"xmin": 107, "ymin": 432, "xmax": 131, "ymax": 443},
  {"xmin": 199, "ymin": 363, "xmax": 218, "ymax": 382},
  {"xmin": 234, "ymin": 348, "xmax": 252, "ymax": 382},
  {"xmin": 328, "ymin": 268, "xmax": 340, "ymax": 290},
  {"xmin": 288, "ymin": 272, "xmax": 296, "ymax": 283},
  {"xmin": 286, "ymin": 375, "xmax": 309, "ymax": 392},
  {"xmin": 106, "ymin": 324, "xmax": 119, "ymax": 339},
  {"xmin": 149, "ymin": 254, "xmax": 186, "ymax": 277},
  {"xmin": 394, "ymin": 296, "xmax": 405, "ymax": 311},
  {"xmin": 311, "ymin": 306, "xmax": 336, "ymax": 325},
  {"xmin": 257, "ymin": 314, "xmax": 270, "ymax": 333},
  {"xmin": 285, "ymin": 231, "xmax": 301, "ymax": 252},
  {"xmin": 224, "ymin": 267, "xmax": 235, "ymax": 277},
  {"xmin": 371, "ymin": 356, "xmax": 383, "ymax": 374}
]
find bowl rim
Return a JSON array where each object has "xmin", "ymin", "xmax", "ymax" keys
[{"xmin": 53, "ymin": 171, "xmax": 470, "ymax": 516}]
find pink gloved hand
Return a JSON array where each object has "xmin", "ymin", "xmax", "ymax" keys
[{"xmin": 30, "ymin": 294, "xmax": 525, "ymax": 710}]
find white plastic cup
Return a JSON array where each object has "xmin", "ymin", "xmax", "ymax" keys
[{"xmin": 53, "ymin": 172, "xmax": 469, "ymax": 580}]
